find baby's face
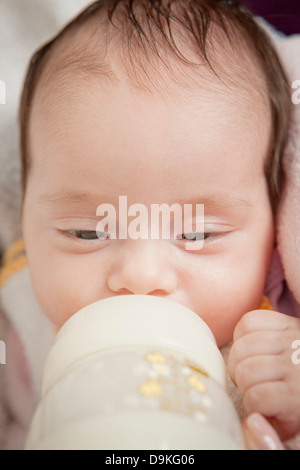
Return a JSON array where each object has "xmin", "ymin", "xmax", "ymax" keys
[{"xmin": 22, "ymin": 73, "xmax": 274, "ymax": 347}]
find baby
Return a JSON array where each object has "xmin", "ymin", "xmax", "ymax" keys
[{"xmin": 5, "ymin": 0, "xmax": 300, "ymax": 449}]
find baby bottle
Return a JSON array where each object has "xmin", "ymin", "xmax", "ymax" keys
[{"xmin": 25, "ymin": 295, "xmax": 245, "ymax": 450}]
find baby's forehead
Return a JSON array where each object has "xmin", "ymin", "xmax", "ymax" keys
[
  {"xmin": 31, "ymin": 17, "xmax": 271, "ymax": 177},
  {"xmin": 35, "ymin": 5, "xmax": 269, "ymax": 115},
  {"xmin": 22, "ymin": 2, "xmax": 290, "ymax": 211}
]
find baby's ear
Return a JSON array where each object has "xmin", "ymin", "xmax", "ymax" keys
[{"xmin": 274, "ymin": 35, "xmax": 300, "ymax": 307}]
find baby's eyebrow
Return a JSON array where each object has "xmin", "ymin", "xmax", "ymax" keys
[
  {"xmin": 37, "ymin": 191, "xmax": 100, "ymax": 208},
  {"xmin": 38, "ymin": 190, "xmax": 253, "ymax": 212},
  {"xmin": 175, "ymin": 195, "xmax": 253, "ymax": 212}
]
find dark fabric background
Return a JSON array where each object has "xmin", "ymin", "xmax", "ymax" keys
[{"xmin": 245, "ymin": 0, "xmax": 300, "ymax": 35}]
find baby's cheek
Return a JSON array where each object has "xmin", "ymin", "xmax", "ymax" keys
[
  {"xmin": 205, "ymin": 306, "xmax": 245, "ymax": 348},
  {"xmin": 206, "ymin": 278, "xmax": 265, "ymax": 347},
  {"xmin": 28, "ymin": 261, "xmax": 77, "ymax": 328},
  {"xmin": 42, "ymin": 263, "xmax": 108, "ymax": 329}
]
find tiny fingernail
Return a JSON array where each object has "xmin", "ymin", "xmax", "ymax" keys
[{"xmin": 246, "ymin": 413, "xmax": 284, "ymax": 450}]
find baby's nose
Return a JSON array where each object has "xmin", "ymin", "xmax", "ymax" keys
[{"xmin": 107, "ymin": 240, "xmax": 177, "ymax": 296}]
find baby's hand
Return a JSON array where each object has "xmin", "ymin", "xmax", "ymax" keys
[{"xmin": 228, "ymin": 310, "xmax": 300, "ymax": 441}]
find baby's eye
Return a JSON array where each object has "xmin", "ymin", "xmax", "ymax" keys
[
  {"xmin": 181, "ymin": 233, "xmax": 204, "ymax": 241},
  {"xmin": 179, "ymin": 233, "xmax": 213, "ymax": 241},
  {"xmin": 68, "ymin": 230, "xmax": 109, "ymax": 240}
]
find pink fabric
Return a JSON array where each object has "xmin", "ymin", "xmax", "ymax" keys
[
  {"xmin": 264, "ymin": 248, "xmax": 300, "ymax": 318},
  {"xmin": 3, "ymin": 323, "xmax": 37, "ymax": 450}
]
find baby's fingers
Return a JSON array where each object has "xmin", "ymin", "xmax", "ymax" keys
[
  {"xmin": 233, "ymin": 310, "xmax": 296, "ymax": 341},
  {"xmin": 243, "ymin": 413, "xmax": 285, "ymax": 450},
  {"xmin": 228, "ymin": 330, "xmax": 284, "ymax": 384},
  {"xmin": 243, "ymin": 382, "xmax": 300, "ymax": 440},
  {"xmin": 233, "ymin": 355, "xmax": 285, "ymax": 395},
  {"xmin": 243, "ymin": 381, "xmax": 288, "ymax": 417}
]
